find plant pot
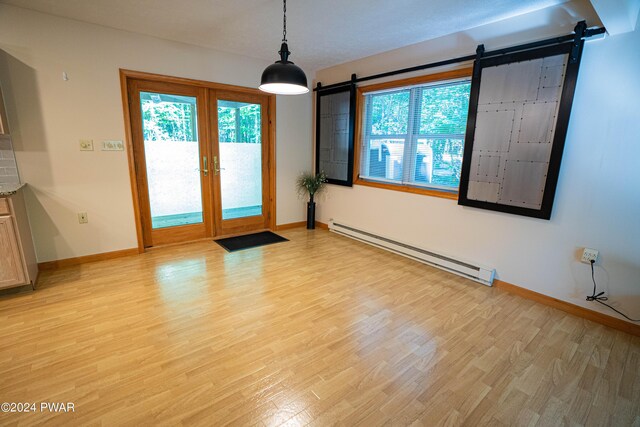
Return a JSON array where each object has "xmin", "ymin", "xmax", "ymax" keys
[{"xmin": 306, "ymin": 201, "xmax": 316, "ymax": 230}]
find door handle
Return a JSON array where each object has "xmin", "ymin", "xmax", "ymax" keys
[
  {"xmin": 214, "ymin": 156, "xmax": 221, "ymax": 175},
  {"xmin": 202, "ymin": 156, "xmax": 208, "ymax": 176}
]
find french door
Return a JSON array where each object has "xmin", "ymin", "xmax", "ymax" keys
[
  {"xmin": 126, "ymin": 76, "xmax": 272, "ymax": 248},
  {"xmin": 211, "ymin": 90, "xmax": 271, "ymax": 236}
]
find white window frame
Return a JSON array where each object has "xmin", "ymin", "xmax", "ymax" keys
[{"xmin": 355, "ymin": 68, "xmax": 473, "ymax": 199}]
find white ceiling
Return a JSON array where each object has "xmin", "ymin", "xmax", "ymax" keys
[{"xmin": 1, "ymin": 0, "xmax": 569, "ymax": 71}]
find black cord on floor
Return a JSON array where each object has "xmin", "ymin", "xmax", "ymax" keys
[{"xmin": 586, "ymin": 260, "xmax": 639, "ymax": 322}]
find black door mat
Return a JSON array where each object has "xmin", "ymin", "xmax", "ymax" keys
[{"xmin": 214, "ymin": 231, "xmax": 289, "ymax": 252}]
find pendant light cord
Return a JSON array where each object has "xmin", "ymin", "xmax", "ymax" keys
[{"xmin": 282, "ymin": 0, "xmax": 287, "ymax": 42}]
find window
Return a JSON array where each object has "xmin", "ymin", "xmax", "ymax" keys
[{"xmin": 358, "ymin": 70, "xmax": 472, "ymax": 197}]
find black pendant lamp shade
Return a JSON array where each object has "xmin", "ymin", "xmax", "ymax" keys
[
  {"xmin": 259, "ymin": 0, "xmax": 308, "ymax": 95},
  {"xmin": 260, "ymin": 42, "xmax": 308, "ymax": 95}
]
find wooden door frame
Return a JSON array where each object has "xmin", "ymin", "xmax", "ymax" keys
[{"xmin": 119, "ymin": 69, "xmax": 277, "ymax": 253}]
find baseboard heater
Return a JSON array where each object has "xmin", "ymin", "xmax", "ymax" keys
[{"xmin": 328, "ymin": 220, "xmax": 495, "ymax": 286}]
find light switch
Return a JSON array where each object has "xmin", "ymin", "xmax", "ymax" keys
[
  {"xmin": 79, "ymin": 139, "xmax": 94, "ymax": 151},
  {"xmin": 102, "ymin": 140, "xmax": 124, "ymax": 151}
]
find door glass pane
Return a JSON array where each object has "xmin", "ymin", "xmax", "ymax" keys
[
  {"xmin": 218, "ymin": 100, "xmax": 262, "ymax": 220},
  {"xmin": 140, "ymin": 92, "xmax": 203, "ymax": 229}
]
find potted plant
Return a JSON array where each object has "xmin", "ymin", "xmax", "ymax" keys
[{"xmin": 296, "ymin": 172, "xmax": 327, "ymax": 229}]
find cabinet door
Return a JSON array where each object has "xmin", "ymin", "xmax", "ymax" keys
[{"xmin": 0, "ymin": 216, "xmax": 26, "ymax": 288}]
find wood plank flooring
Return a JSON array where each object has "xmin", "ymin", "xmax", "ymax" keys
[{"xmin": 0, "ymin": 229, "xmax": 638, "ymax": 426}]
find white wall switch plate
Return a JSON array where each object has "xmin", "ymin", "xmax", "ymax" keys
[
  {"xmin": 581, "ymin": 248, "xmax": 598, "ymax": 264},
  {"xmin": 79, "ymin": 139, "xmax": 94, "ymax": 151},
  {"xmin": 102, "ymin": 140, "xmax": 124, "ymax": 151}
]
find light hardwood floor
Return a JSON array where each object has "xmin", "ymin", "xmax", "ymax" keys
[{"xmin": 0, "ymin": 229, "xmax": 638, "ymax": 426}]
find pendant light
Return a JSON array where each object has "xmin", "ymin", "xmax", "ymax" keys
[{"xmin": 259, "ymin": 0, "xmax": 309, "ymax": 95}]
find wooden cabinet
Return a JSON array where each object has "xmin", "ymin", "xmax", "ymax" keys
[
  {"xmin": 0, "ymin": 215, "xmax": 26, "ymax": 287},
  {"xmin": 0, "ymin": 188, "xmax": 37, "ymax": 290}
]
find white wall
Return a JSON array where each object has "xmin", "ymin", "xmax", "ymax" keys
[
  {"xmin": 275, "ymin": 94, "xmax": 315, "ymax": 224},
  {"xmin": 315, "ymin": 1, "xmax": 640, "ymax": 322},
  {"xmin": 0, "ymin": 4, "xmax": 313, "ymax": 262}
]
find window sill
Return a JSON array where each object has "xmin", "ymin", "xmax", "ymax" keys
[{"xmin": 354, "ymin": 178, "xmax": 458, "ymax": 200}]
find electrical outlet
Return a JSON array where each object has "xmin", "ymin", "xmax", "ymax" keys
[
  {"xmin": 581, "ymin": 248, "xmax": 598, "ymax": 264},
  {"xmin": 79, "ymin": 139, "xmax": 94, "ymax": 151},
  {"xmin": 78, "ymin": 212, "xmax": 88, "ymax": 224}
]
